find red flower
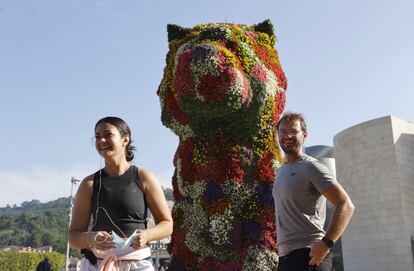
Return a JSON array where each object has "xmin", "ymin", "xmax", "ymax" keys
[
  {"xmin": 208, "ymin": 152, "xmax": 244, "ymax": 184},
  {"xmin": 227, "ymin": 154, "xmax": 245, "ymax": 184},
  {"xmin": 258, "ymin": 206, "xmax": 278, "ymax": 249},
  {"xmin": 273, "ymin": 92, "xmax": 286, "ymax": 125},
  {"xmin": 257, "ymin": 152, "xmax": 275, "ymax": 183},
  {"xmin": 192, "ymin": 140, "xmax": 244, "ymax": 184},
  {"xmin": 171, "ymin": 230, "xmax": 198, "ymax": 267},
  {"xmin": 198, "ymin": 52, "xmax": 238, "ymax": 102},
  {"xmin": 172, "ymin": 173, "xmax": 182, "ymax": 199},
  {"xmin": 174, "ymin": 49, "xmax": 196, "ymax": 98},
  {"xmin": 252, "ymin": 43, "xmax": 287, "ymax": 90},
  {"xmin": 177, "ymin": 138, "xmax": 196, "ymax": 182},
  {"xmin": 199, "ymin": 258, "xmax": 241, "ymax": 271},
  {"xmin": 165, "ymin": 90, "xmax": 190, "ymax": 125}
]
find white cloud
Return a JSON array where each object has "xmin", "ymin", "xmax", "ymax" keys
[{"xmin": 0, "ymin": 165, "xmax": 92, "ymax": 207}]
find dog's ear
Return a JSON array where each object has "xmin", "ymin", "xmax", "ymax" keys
[
  {"xmin": 167, "ymin": 24, "xmax": 190, "ymax": 42},
  {"xmin": 254, "ymin": 19, "xmax": 274, "ymax": 36}
]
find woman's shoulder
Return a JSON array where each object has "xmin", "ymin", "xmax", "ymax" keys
[
  {"xmin": 137, "ymin": 167, "xmax": 155, "ymax": 180},
  {"xmin": 72, "ymin": 173, "xmax": 97, "ymax": 200},
  {"xmin": 137, "ymin": 167, "xmax": 158, "ymax": 189},
  {"xmin": 78, "ymin": 173, "xmax": 97, "ymax": 190},
  {"xmin": 83, "ymin": 172, "xmax": 96, "ymax": 183}
]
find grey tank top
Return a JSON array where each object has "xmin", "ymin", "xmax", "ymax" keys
[{"xmin": 91, "ymin": 165, "xmax": 147, "ymax": 237}]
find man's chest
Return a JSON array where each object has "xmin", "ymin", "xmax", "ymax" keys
[{"xmin": 274, "ymin": 165, "xmax": 316, "ymax": 197}]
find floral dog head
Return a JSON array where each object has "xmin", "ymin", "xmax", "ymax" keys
[{"xmin": 158, "ymin": 20, "xmax": 287, "ymax": 140}]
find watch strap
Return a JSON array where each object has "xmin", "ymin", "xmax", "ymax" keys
[{"xmin": 321, "ymin": 236, "xmax": 334, "ymax": 248}]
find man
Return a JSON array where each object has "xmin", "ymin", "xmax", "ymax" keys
[{"xmin": 273, "ymin": 112, "xmax": 354, "ymax": 271}]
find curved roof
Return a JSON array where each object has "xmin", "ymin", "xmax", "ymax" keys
[{"xmin": 305, "ymin": 145, "xmax": 334, "ymax": 159}]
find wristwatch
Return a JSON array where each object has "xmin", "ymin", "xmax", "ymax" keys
[{"xmin": 321, "ymin": 236, "xmax": 334, "ymax": 248}]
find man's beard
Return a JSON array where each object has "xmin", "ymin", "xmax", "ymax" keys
[{"xmin": 281, "ymin": 142, "xmax": 301, "ymax": 154}]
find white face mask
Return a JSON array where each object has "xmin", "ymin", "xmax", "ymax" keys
[{"xmin": 111, "ymin": 229, "xmax": 138, "ymax": 255}]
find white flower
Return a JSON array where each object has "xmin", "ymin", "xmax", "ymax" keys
[
  {"xmin": 264, "ymin": 65, "xmax": 278, "ymax": 97},
  {"xmin": 168, "ymin": 119, "xmax": 193, "ymax": 139},
  {"xmin": 222, "ymin": 180, "xmax": 257, "ymax": 212},
  {"xmin": 272, "ymin": 159, "xmax": 283, "ymax": 171},
  {"xmin": 242, "ymin": 245, "xmax": 278, "ymax": 271},
  {"xmin": 209, "ymin": 208, "xmax": 234, "ymax": 246}
]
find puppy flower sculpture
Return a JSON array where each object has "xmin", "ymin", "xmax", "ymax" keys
[{"xmin": 157, "ymin": 19, "xmax": 287, "ymax": 270}]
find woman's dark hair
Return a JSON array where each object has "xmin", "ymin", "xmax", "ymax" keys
[{"xmin": 95, "ymin": 116, "xmax": 136, "ymax": 161}]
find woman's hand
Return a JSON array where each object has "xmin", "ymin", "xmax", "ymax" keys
[
  {"xmin": 131, "ymin": 230, "xmax": 149, "ymax": 249},
  {"xmin": 90, "ymin": 231, "xmax": 114, "ymax": 251}
]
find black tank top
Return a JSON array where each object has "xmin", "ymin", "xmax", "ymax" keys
[{"xmin": 91, "ymin": 165, "xmax": 147, "ymax": 237}]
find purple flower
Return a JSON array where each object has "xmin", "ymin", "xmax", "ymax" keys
[
  {"xmin": 169, "ymin": 258, "xmax": 186, "ymax": 271},
  {"xmin": 229, "ymin": 225, "xmax": 242, "ymax": 250},
  {"xmin": 192, "ymin": 44, "xmax": 217, "ymax": 62},
  {"xmin": 257, "ymin": 183, "xmax": 274, "ymax": 207},
  {"xmin": 243, "ymin": 222, "xmax": 261, "ymax": 240},
  {"xmin": 203, "ymin": 182, "xmax": 224, "ymax": 205}
]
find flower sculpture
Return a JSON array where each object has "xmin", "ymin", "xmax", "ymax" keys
[{"xmin": 157, "ymin": 19, "xmax": 287, "ymax": 270}]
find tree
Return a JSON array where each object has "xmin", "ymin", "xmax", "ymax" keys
[{"xmin": 163, "ymin": 187, "xmax": 174, "ymax": 201}]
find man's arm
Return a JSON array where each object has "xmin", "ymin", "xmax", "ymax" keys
[
  {"xmin": 309, "ymin": 183, "xmax": 355, "ymax": 265},
  {"xmin": 323, "ymin": 183, "xmax": 355, "ymax": 242}
]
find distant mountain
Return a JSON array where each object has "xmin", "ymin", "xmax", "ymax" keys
[{"xmin": 0, "ymin": 197, "xmax": 70, "ymax": 216}]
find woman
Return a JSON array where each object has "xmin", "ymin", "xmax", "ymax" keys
[{"xmin": 69, "ymin": 116, "xmax": 173, "ymax": 271}]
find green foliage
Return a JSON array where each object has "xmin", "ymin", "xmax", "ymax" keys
[
  {"xmin": 0, "ymin": 251, "xmax": 65, "ymax": 271},
  {"xmin": 0, "ymin": 210, "xmax": 70, "ymax": 254},
  {"xmin": 253, "ymin": 19, "xmax": 275, "ymax": 37},
  {"xmin": 0, "ymin": 197, "xmax": 71, "ymax": 216},
  {"xmin": 331, "ymin": 252, "xmax": 342, "ymax": 269},
  {"xmin": 0, "ymin": 197, "xmax": 73, "ymax": 257},
  {"xmin": 163, "ymin": 187, "xmax": 174, "ymax": 201},
  {"xmin": 167, "ymin": 24, "xmax": 189, "ymax": 42},
  {"xmin": 0, "ymin": 190, "xmax": 173, "ymax": 258}
]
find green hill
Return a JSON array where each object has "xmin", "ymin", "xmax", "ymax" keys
[
  {"xmin": 0, "ymin": 188, "xmax": 173, "ymax": 256},
  {"xmin": 0, "ymin": 197, "xmax": 70, "ymax": 216}
]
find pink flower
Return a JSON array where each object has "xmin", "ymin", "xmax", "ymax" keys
[
  {"xmin": 198, "ymin": 52, "xmax": 238, "ymax": 102},
  {"xmin": 241, "ymin": 74, "xmax": 250, "ymax": 105},
  {"xmin": 251, "ymin": 63, "xmax": 268, "ymax": 83},
  {"xmin": 174, "ymin": 49, "xmax": 196, "ymax": 98}
]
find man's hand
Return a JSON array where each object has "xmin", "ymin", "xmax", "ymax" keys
[{"xmin": 308, "ymin": 240, "xmax": 330, "ymax": 266}]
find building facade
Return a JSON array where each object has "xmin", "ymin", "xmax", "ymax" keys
[{"xmin": 334, "ymin": 115, "xmax": 414, "ymax": 271}]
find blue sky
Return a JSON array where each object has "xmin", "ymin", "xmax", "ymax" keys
[{"xmin": 0, "ymin": 0, "xmax": 413, "ymax": 207}]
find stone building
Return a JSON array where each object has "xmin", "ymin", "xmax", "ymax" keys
[{"xmin": 334, "ymin": 115, "xmax": 414, "ymax": 271}]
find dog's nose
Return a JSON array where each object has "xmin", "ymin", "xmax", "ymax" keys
[{"xmin": 192, "ymin": 44, "xmax": 217, "ymax": 63}]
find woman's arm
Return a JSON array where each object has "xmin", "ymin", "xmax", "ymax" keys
[
  {"xmin": 68, "ymin": 174, "xmax": 114, "ymax": 250},
  {"xmin": 132, "ymin": 168, "xmax": 173, "ymax": 248}
]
